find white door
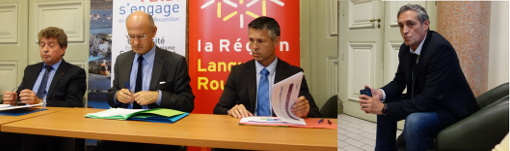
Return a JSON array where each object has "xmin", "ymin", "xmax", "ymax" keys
[
  {"xmin": 339, "ymin": 0, "xmax": 384, "ymax": 122},
  {"xmin": 0, "ymin": 0, "xmax": 29, "ymax": 92}
]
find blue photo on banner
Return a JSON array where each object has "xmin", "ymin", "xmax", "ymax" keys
[{"xmin": 88, "ymin": 0, "xmax": 113, "ymax": 109}]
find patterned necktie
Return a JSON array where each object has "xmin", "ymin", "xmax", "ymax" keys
[
  {"xmin": 133, "ymin": 56, "xmax": 143, "ymax": 109},
  {"xmin": 36, "ymin": 66, "xmax": 53, "ymax": 99},
  {"xmin": 257, "ymin": 68, "xmax": 270, "ymax": 116}
]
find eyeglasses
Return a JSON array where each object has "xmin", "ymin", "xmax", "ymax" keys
[
  {"xmin": 126, "ymin": 34, "xmax": 147, "ymax": 41},
  {"xmin": 38, "ymin": 42, "xmax": 58, "ymax": 49}
]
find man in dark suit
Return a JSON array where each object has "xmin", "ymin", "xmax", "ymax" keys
[
  {"xmin": 213, "ymin": 16, "xmax": 321, "ymax": 119},
  {"xmin": 96, "ymin": 11, "xmax": 193, "ymax": 151},
  {"xmin": 2, "ymin": 27, "xmax": 86, "ymax": 107},
  {"xmin": 0, "ymin": 26, "xmax": 86, "ymax": 151},
  {"xmin": 107, "ymin": 11, "xmax": 194, "ymax": 112},
  {"xmin": 358, "ymin": 4, "xmax": 479, "ymax": 150}
]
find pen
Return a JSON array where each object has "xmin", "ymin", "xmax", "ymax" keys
[
  {"xmin": 124, "ymin": 82, "xmax": 131, "ymax": 91},
  {"xmin": 318, "ymin": 117, "xmax": 332, "ymax": 125},
  {"xmin": 318, "ymin": 118, "xmax": 324, "ymax": 124}
]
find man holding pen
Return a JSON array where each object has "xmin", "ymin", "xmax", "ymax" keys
[
  {"xmin": 107, "ymin": 11, "xmax": 194, "ymax": 112},
  {"xmin": 98, "ymin": 11, "xmax": 194, "ymax": 151}
]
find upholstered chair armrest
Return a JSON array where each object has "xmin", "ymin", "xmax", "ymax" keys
[{"xmin": 436, "ymin": 96, "xmax": 509, "ymax": 150}]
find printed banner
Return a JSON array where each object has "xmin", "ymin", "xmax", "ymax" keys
[
  {"xmin": 189, "ymin": 0, "xmax": 300, "ymax": 114},
  {"xmin": 112, "ymin": 0, "xmax": 187, "ymax": 79},
  {"xmin": 88, "ymin": 0, "xmax": 113, "ymax": 109}
]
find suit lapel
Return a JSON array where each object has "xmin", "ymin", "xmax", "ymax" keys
[
  {"xmin": 410, "ymin": 31, "xmax": 433, "ymax": 95},
  {"xmin": 47, "ymin": 60, "xmax": 68, "ymax": 100},
  {"xmin": 274, "ymin": 59, "xmax": 289, "ymax": 83},
  {"xmin": 24, "ymin": 63, "xmax": 44, "ymax": 91},
  {"xmin": 150, "ymin": 47, "xmax": 164, "ymax": 90},
  {"xmin": 245, "ymin": 60, "xmax": 257, "ymax": 111},
  {"xmin": 120, "ymin": 52, "xmax": 135, "ymax": 89}
]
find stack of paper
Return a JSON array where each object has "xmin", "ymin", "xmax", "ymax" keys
[
  {"xmin": 0, "ymin": 103, "xmax": 43, "ymax": 111},
  {"xmin": 85, "ymin": 108, "xmax": 189, "ymax": 123},
  {"xmin": 239, "ymin": 117, "xmax": 337, "ymax": 129},
  {"xmin": 237, "ymin": 72, "xmax": 337, "ymax": 129},
  {"xmin": 270, "ymin": 72, "xmax": 306, "ymax": 125}
]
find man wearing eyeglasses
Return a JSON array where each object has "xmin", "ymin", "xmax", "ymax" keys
[
  {"xmin": 107, "ymin": 11, "xmax": 194, "ymax": 112},
  {"xmin": 2, "ymin": 27, "xmax": 86, "ymax": 107},
  {"xmin": 99, "ymin": 10, "xmax": 194, "ymax": 151}
]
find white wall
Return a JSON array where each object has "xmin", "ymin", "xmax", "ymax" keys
[{"xmin": 488, "ymin": 1, "xmax": 509, "ymax": 89}]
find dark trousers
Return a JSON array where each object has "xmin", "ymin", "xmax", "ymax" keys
[{"xmin": 375, "ymin": 115, "xmax": 397, "ymax": 151}]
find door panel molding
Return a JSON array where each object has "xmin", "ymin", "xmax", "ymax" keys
[
  {"xmin": 349, "ymin": 0, "xmax": 378, "ymax": 29},
  {"xmin": 35, "ymin": 1, "xmax": 85, "ymax": 42},
  {"xmin": 0, "ymin": 3, "xmax": 19, "ymax": 43}
]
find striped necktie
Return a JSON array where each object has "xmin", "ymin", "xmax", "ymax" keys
[{"xmin": 36, "ymin": 66, "xmax": 53, "ymax": 99}]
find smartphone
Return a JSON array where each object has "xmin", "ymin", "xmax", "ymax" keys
[{"xmin": 360, "ymin": 88, "xmax": 372, "ymax": 97}]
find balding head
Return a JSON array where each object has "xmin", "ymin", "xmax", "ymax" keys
[
  {"xmin": 125, "ymin": 11, "xmax": 158, "ymax": 55},
  {"xmin": 126, "ymin": 11, "xmax": 155, "ymax": 29}
]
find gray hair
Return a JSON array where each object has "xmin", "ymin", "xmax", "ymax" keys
[{"xmin": 397, "ymin": 4, "xmax": 429, "ymax": 24}]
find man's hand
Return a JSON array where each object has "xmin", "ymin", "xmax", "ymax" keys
[
  {"xmin": 292, "ymin": 96, "xmax": 310, "ymax": 118},
  {"xmin": 18, "ymin": 89, "xmax": 42, "ymax": 104},
  {"xmin": 228, "ymin": 104, "xmax": 253, "ymax": 118},
  {"xmin": 134, "ymin": 91, "xmax": 159, "ymax": 105},
  {"xmin": 116, "ymin": 88, "xmax": 134, "ymax": 104},
  {"xmin": 3, "ymin": 91, "xmax": 17, "ymax": 105},
  {"xmin": 359, "ymin": 86, "xmax": 384, "ymax": 115}
]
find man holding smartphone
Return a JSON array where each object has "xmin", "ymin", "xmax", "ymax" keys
[{"xmin": 358, "ymin": 4, "xmax": 479, "ymax": 150}]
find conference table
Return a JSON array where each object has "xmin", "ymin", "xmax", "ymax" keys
[
  {"xmin": 1, "ymin": 107, "xmax": 337, "ymax": 151},
  {"xmin": 0, "ymin": 107, "xmax": 65, "ymax": 130}
]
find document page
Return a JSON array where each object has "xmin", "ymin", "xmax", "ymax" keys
[
  {"xmin": 271, "ymin": 72, "xmax": 306, "ymax": 125},
  {"xmin": 85, "ymin": 108, "xmax": 146, "ymax": 119},
  {"xmin": 0, "ymin": 103, "xmax": 43, "ymax": 111}
]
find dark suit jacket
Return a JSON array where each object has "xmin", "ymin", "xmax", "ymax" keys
[
  {"xmin": 107, "ymin": 46, "xmax": 195, "ymax": 112},
  {"xmin": 213, "ymin": 59, "xmax": 322, "ymax": 118},
  {"xmin": 17, "ymin": 59, "xmax": 86, "ymax": 107},
  {"xmin": 382, "ymin": 31, "xmax": 479, "ymax": 128}
]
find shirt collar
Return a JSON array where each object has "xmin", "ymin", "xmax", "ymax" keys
[
  {"xmin": 255, "ymin": 57, "xmax": 278, "ymax": 76},
  {"xmin": 410, "ymin": 35, "xmax": 427, "ymax": 55},
  {"xmin": 44, "ymin": 59, "xmax": 62, "ymax": 71},
  {"xmin": 136, "ymin": 45, "xmax": 156, "ymax": 63}
]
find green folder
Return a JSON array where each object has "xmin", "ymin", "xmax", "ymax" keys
[{"xmin": 85, "ymin": 108, "xmax": 189, "ymax": 123}]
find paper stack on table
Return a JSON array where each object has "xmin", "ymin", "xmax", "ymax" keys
[
  {"xmin": 0, "ymin": 103, "xmax": 43, "ymax": 111},
  {"xmin": 239, "ymin": 72, "xmax": 308, "ymax": 126},
  {"xmin": 85, "ymin": 108, "xmax": 189, "ymax": 123}
]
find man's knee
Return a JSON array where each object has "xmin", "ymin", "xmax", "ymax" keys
[{"xmin": 403, "ymin": 112, "xmax": 440, "ymax": 138}]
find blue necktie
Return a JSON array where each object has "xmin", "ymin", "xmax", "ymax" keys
[
  {"xmin": 36, "ymin": 66, "xmax": 53, "ymax": 99},
  {"xmin": 257, "ymin": 68, "xmax": 270, "ymax": 116},
  {"xmin": 133, "ymin": 56, "xmax": 143, "ymax": 109}
]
